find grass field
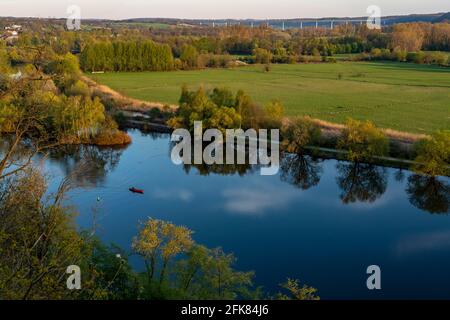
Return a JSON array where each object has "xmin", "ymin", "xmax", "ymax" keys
[{"xmin": 89, "ymin": 62, "xmax": 450, "ymax": 134}]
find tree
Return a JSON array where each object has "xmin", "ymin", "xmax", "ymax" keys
[
  {"xmin": 391, "ymin": 23, "xmax": 425, "ymax": 52},
  {"xmin": 169, "ymin": 86, "xmax": 241, "ymax": 133},
  {"xmin": 265, "ymin": 100, "xmax": 284, "ymax": 128},
  {"xmin": 132, "ymin": 219, "xmax": 194, "ymax": 286},
  {"xmin": 180, "ymin": 45, "xmax": 199, "ymax": 69},
  {"xmin": 176, "ymin": 246, "xmax": 255, "ymax": 300},
  {"xmin": 276, "ymin": 279, "xmax": 320, "ymax": 300},
  {"xmin": 0, "ymin": 75, "xmax": 61, "ymax": 179},
  {"xmin": 281, "ymin": 117, "xmax": 321, "ymax": 154},
  {"xmin": 337, "ymin": 119, "xmax": 389, "ymax": 162},
  {"xmin": 253, "ymin": 48, "xmax": 272, "ymax": 64},
  {"xmin": 0, "ymin": 169, "xmax": 86, "ymax": 299},
  {"xmin": 412, "ymin": 130, "xmax": 450, "ymax": 177}
]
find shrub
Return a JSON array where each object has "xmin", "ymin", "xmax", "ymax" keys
[
  {"xmin": 337, "ymin": 119, "xmax": 389, "ymax": 162},
  {"xmin": 65, "ymin": 80, "xmax": 90, "ymax": 97},
  {"xmin": 264, "ymin": 100, "xmax": 284, "ymax": 128},
  {"xmin": 93, "ymin": 130, "xmax": 131, "ymax": 146},
  {"xmin": 413, "ymin": 130, "xmax": 450, "ymax": 177},
  {"xmin": 253, "ymin": 48, "xmax": 273, "ymax": 64},
  {"xmin": 393, "ymin": 49, "xmax": 407, "ymax": 62},
  {"xmin": 281, "ymin": 117, "xmax": 322, "ymax": 153}
]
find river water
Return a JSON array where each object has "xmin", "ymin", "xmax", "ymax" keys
[{"xmin": 40, "ymin": 129, "xmax": 450, "ymax": 299}]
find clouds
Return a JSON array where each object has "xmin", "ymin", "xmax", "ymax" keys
[
  {"xmin": 222, "ymin": 185, "xmax": 298, "ymax": 215},
  {"xmin": 394, "ymin": 230, "xmax": 450, "ymax": 257},
  {"xmin": 152, "ymin": 188, "xmax": 194, "ymax": 202}
]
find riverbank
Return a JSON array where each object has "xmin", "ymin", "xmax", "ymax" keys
[{"xmin": 84, "ymin": 75, "xmax": 428, "ymax": 161}]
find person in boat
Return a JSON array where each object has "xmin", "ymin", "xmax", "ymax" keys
[{"xmin": 129, "ymin": 187, "xmax": 144, "ymax": 194}]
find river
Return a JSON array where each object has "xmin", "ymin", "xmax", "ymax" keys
[{"xmin": 40, "ymin": 129, "xmax": 450, "ymax": 299}]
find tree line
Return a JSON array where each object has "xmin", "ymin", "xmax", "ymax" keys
[{"xmin": 80, "ymin": 40, "xmax": 174, "ymax": 72}]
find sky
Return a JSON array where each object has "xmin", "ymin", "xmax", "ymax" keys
[{"xmin": 0, "ymin": 0, "xmax": 448, "ymax": 20}]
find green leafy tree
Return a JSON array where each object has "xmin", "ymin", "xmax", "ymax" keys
[
  {"xmin": 281, "ymin": 117, "xmax": 321, "ymax": 153},
  {"xmin": 132, "ymin": 218, "xmax": 194, "ymax": 286},
  {"xmin": 337, "ymin": 119, "xmax": 389, "ymax": 162},
  {"xmin": 412, "ymin": 130, "xmax": 450, "ymax": 177},
  {"xmin": 180, "ymin": 45, "xmax": 199, "ymax": 69}
]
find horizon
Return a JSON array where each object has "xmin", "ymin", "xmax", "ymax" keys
[
  {"xmin": 0, "ymin": 10, "xmax": 448, "ymax": 22},
  {"xmin": 0, "ymin": 0, "xmax": 449, "ymax": 20}
]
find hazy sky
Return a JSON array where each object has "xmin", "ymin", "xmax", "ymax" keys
[{"xmin": 0, "ymin": 0, "xmax": 448, "ymax": 20}]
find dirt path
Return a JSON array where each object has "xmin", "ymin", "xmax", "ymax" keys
[{"xmin": 82, "ymin": 76, "xmax": 178, "ymax": 112}]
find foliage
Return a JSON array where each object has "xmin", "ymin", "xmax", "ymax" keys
[
  {"xmin": 176, "ymin": 245, "xmax": 255, "ymax": 300},
  {"xmin": 281, "ymin": 117, "xmax": 321, "ymax": 153},
  {"xmin": 253, "ymin": 48, "xmax": 273, "ymax": 64},
  {"xmin": 337, "ymin": 119, "xmax": 389, "ymax": 162},
  {"xmin": 132, "ymin": 218, "xmax": 259, "ymax": 300},
  {"xmin": 276, "ymin": 279, "xmax": 320, "ymax": 300},
  {"xmin": 80, "ymin": 41, "xmax": 174, "ymax": 72},
  {"xmin": 169, "ymin": 86, "xmax": 242, "ymax": 132},
  {"xmin": 180, "ymin": 45, "xmax": 199, "ymax": 69},
  {"xmin": 0, "ymin": 170, "xmax": 87, "ymax": 299},
  {"xmin": 132, "ymin": 218, "xmax": 194, "ymax": 286},
  {"xmin": 413, "ymin": 130, "xmax": 450, "ymax": 177}
]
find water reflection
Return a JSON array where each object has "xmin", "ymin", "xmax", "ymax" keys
[
  {"xmin": 336, "ymin": 162, "xmax": 388, "ymax": 204},
  {"xmin": 45, "ymin": 145, "xmax": 127, "ymax": 188},
  {"xmin": 280, "ymin": 153, "xmax": 323, "ymax": 190},
  {"xmin": 3, "ymin": 132, "xmax": 449, "ymax": 216},
  {"xmin": 406, "ymin": 175, "xmax": 450, "ymax": 214}
]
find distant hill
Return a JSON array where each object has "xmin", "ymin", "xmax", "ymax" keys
[
  {"xmin": 434, "ymin": 12, "xmax": 450, "ymax": 22},
  {"xmin": 0, "ymin": 12, "xmax": 448, "ymax": 30},
  {"xmin": 120, "ymin": 12, "xmax": 450, "ymax": 29}
]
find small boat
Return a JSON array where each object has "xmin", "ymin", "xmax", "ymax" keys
[{"xmin": 129, "ymin": 187, "xmax": 144, "ymax": 194}]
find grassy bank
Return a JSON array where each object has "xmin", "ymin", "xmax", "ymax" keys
[{"xmin": 88, "ymin": 61, "xmax": 450, "ymax": 134}]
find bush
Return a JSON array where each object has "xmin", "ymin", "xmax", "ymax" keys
[
  {"xmin": 93, "ymin": 130, "xmax": 131, "ymax": 146},
  {"xmin": 337, "ymin": 119, "xmax": 389, "ymax": 162},
  {"xmin": 264, "ymin": 100, "xmax": 284, "ymax": 128},
  {"xmin": 180, "ymin": 45, "xmax": 199, "ymax": 69},
  {"xmin": 298, "ymin": 55, "xmax": 322, "ymax": 63},
  {"xmin": 65, "ymin": 80, "xmax": 90, "ymax": 97},
  {"xmin": 281, "ymin": 117, "xmax": 322, "ymax": 153},
  {"xmin": 393, "ymin": 49, "xmax": 407, "ymax": 62},
  {"xmin": 253, "ymin": 48, "xmax": 273, "ymax": 64},
  {"xmin": 413, "ymin": 130, "xmax": 450, "ymax": 177}
]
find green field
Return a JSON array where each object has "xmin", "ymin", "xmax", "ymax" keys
[{"xmin": 89, "ymin": 62, "xmax": 450, "ymax": 134}]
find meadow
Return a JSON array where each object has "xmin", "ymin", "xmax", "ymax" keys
[{"xmin": 89, "ymin": 62, "xmax": 450, "ymax": 134}]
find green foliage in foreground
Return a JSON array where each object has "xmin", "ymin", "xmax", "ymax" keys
[{"xmin": 89, "ymin": 62, "xmax": 450, "ymax": 134}]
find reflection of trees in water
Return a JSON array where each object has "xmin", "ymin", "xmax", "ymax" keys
[
  {"xmin": 183, "ymin": 162, "xmax": 255, "ymax": 177},
  {"xmin": 280, "ymin": 153, "xmax": 323, "ymax": 190},
  {"xmin": 46, "ymin": 145, "xmax": 127, "ymax": 188},
  {"xmin": 406, "ymin": 175, "xmax": 450, "ymax": 215},
  {"xmin": 394, "ymin": 169, "xmax": 406, "ymax": 183},
  {"xmin": 336, "ymin": 162, "xmax": 388, "ymax": 204}
]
